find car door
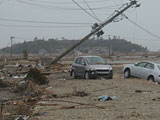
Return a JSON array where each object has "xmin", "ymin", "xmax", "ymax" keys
[
  {"xmin": 78, "ymin": 58, "xmax": 86, "ymax": 76},
  {"xmin": 132, "ymin": 62, "xmax": 147, "ymax": 78},
  {"xmin": 142, "ymin": 63, "xmax": 155, "ymax": 79},
  {"xmin": 73, "ymin": 58, "xmax": 81, "ymax": 76}
]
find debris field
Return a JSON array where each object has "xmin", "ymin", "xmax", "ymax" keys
[{"xmin": 0, "ymin": 57, "xmax": 160, "ymax": 120}]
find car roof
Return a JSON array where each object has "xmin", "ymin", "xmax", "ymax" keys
[{"xmin": 137, "ymin": 61, "xmax": 160, "ymax": 66}]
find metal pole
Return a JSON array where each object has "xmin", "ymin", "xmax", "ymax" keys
[
  {"xmin": 108, "ymin": 35, "xmax": 111, "ymax": 59},
  {"xmin": 10, "ymin": 36, "xmax": 15, "ymax": 59},
  {"xmin": 50, "ymin": 1, "xmax": 138, "ymax": 65}
]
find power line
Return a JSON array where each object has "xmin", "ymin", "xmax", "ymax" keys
[
  {"xmin": 124, "ymin": 15, "xmax": 160, "ymax": 40},
  {"xmin": 15, "ymin": 0, "xmax": 122, "ymax": 10},
  {"xmin": 105, "ymin": 3, "xmax": 127, "ymax": 22},
  {"xmin": 72, "ymin": 0, "xmax": 101, "ymax": 22},
  {"xmin": 121, "ymin": 36, "xmax": 160, "ymax": 42},
  {"xmin": 25, "ymin": 0, "xmax": 111, "ymax": 4},
  {"xmin": 105, "ymin": 34, "xmax": 154, "ymax": 41},
  {"xmin": 83, "ymin": 0, "xmax": 101, "ymax": 22},
  {"xmin": 50, "ymin": 0, "xmax": 138, "ymax": 64},
  {"xmin": 0, "ymin": 18, "xmax": 94, "ymax": 25},
  {"xmin": 0, "ymin": 24, "xmax": 90, "ymax": 28},
  {"xmin": 133, "ymin": 8, "xmax": 138, "ymax": 42}
]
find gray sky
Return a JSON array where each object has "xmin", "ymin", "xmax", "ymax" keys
[{"xmin": 0, "ymin": 0, "xmax": 160, "ymax": 51}]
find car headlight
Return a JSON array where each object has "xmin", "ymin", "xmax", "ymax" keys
[
  {"xmin": 90, "ymin": 68, "xmax": 95, "ymax": 71},
  {"xmin": 109, "ymin": 66, "xmax": 112, "ymax": 70}
]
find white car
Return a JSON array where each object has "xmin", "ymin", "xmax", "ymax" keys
[{"xmin": 123, "ymin": 62, "xmax": 160, "ymax": 83}]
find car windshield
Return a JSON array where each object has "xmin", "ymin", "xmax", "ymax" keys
[{"xmin": 85, "ymin": 57, "xmax": 107, "ymax": 65}]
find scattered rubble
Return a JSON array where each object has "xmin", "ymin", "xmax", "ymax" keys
[
  {"xmin": 1, "ymin": 56, "xmax": 160, "ymax": 120},
  {"xmin": 0, "ymin": 98, "xmax": 33, "ymax": 120},
  {"xmin": 25, "ymin": 68, "xmax": 48, "ymax": 85},
  {"xmin": 0, "ymin": 59, "xmax": 51, "ymax": 120},
  {"xmin": 152, "ymin": 97, "xmax": 160, "ymax": 101},
  {"xmin": 50, "ymin": 62, "xmax": 70, "ymax": 73},
  {"xmin": 15, "ymin": 115, "xmax": 29, "ymax": 120},
  {"xmin": 98, "ymin": 95, "xmax": 117, "ymax": 101},
  {"xmin": 135, "ymin": 90, "xmax": 152, "ymax": 93},
  {"xmin": 0, "ymin": 80, "xmax": 10, "ymax": 88},
  {"xmin": 72, "ymin": 91, "xmax": 89, "ymax": 97}
]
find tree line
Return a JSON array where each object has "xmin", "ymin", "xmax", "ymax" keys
[{"xmin": 0, "ymin": 37, "xmax": 148, "ymax": 54}]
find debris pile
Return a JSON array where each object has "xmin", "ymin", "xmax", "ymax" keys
[
  {"xmin": 13, "ymin": 68, "xmax": 49, "ymax": 95},
  {"xmin": 0, "ymin": 64, "xmax": 31, "ymax": 80},
  {"xmin": 0, "ymin": 96, "xmax": 39, "ymax": 120},
  {"xmin": 25, "ymin": 68, "xmax": 48, "ymax": 85},
  {"xmin": 0, "ymin": 59, "xmax": 51, "ymax": 120}
]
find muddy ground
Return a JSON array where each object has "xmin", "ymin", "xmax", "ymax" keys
[
  {"xmin": 31, "ymin": 66, "xmax": 160, "ymax": 120},
  {"xmin": 1, "ymin": 56, "xmax": 160, "ymax": 120}
]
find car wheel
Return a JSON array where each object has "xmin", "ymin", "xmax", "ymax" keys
[
  {"xmin": 108, "ymin": 75, "xmax": 113, "ymax": 79},
  {"xmin": 124, "ymin": 69, "xmax": 130, "ymax": 78},
  {"xmin": 71, "ymin": 71, "xmax": 76, "ymax": 79},
  {"xmin": 148, "ymin": 76, "xmax": 155, "ymax": 82},
  {"xmin": 84, "ymin": 72, "xmax": 90, "ymax": 79}
]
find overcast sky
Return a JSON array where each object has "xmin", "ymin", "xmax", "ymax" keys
[{"xmin": 0, "ymin": 0, "xmax": 160, "ymax": 51}]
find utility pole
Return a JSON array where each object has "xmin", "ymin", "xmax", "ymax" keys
[
  {"xmin": 108, "ymin": 35, "xmax": 111, "ymax": 59},
  {"xmin": 50, "ymin": 0, "xmax": 138, "ymax": 65},
  {"xmin": 10, "ymin": 36, "xmax": 15, "ymax": 59}
]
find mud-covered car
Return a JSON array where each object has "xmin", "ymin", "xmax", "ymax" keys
[{"xmin": 70, "ymin": 56, "xmax": 113, "ymax": 79}]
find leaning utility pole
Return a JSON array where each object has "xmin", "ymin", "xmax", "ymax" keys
[{"xmin": 50, "ymin": 0, "xmax": 138, "ymax": 65}]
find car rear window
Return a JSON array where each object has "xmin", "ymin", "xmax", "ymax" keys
[
  {"xmin": 145, "ymin": 63, "xmax": 154, "ymax": 69},
  {"xmin": 157, "ymin": 65, "xmax": 160, "ymax": 71}
]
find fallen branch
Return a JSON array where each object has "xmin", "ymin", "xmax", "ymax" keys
[{"xmin": 43, "ymin": 99, "xmax": 105, "ymax": 109}]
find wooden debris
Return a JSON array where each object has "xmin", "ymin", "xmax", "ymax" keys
[
  {"xmin": 43, "ymin": 99, "xmax": 105, "ymax": 109},
  {"xmin": 25, "ymin": 68, "xmax": 48, "ymax": 85}
]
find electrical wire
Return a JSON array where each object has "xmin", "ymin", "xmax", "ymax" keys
[
  {"xmin": 0, "ymin": 18, "xmax": 94, "ymax": 25},
  {"xmin": 0, "ymin": 24, "xmax": 90, "ymax": 28},
  {"xmin": 25, "ymin": 0, "xmax": 111, "ymax": 4},
  {"xmin": 83, "ymin": 0, "xmax": 101, "ymax": 22},
  {"xmin": 72, "ymin": 0, "xmax": 101, "ymax": 22},
  {"xmin": 106, "ymin": 0, "xmax": 127, "ymax": 20},
  {"xmin": 133, "ymin": 8, "xmax": 137, "ymax": 42},
  {"xmin": 15, "ymin": 0, "xmax": 122, "ymax": 10},
  {"xmin": 125, "ymin": 15, "xmax": 160, "ymax": 40}
]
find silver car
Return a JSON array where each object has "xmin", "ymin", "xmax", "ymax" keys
[
  {"xmin": 123, "ymin": 62, "xmax": 160, "ymax": 83},
  {"xmin": 70, "ymin": 56, "xmax": 113, "ymax": 79}
]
